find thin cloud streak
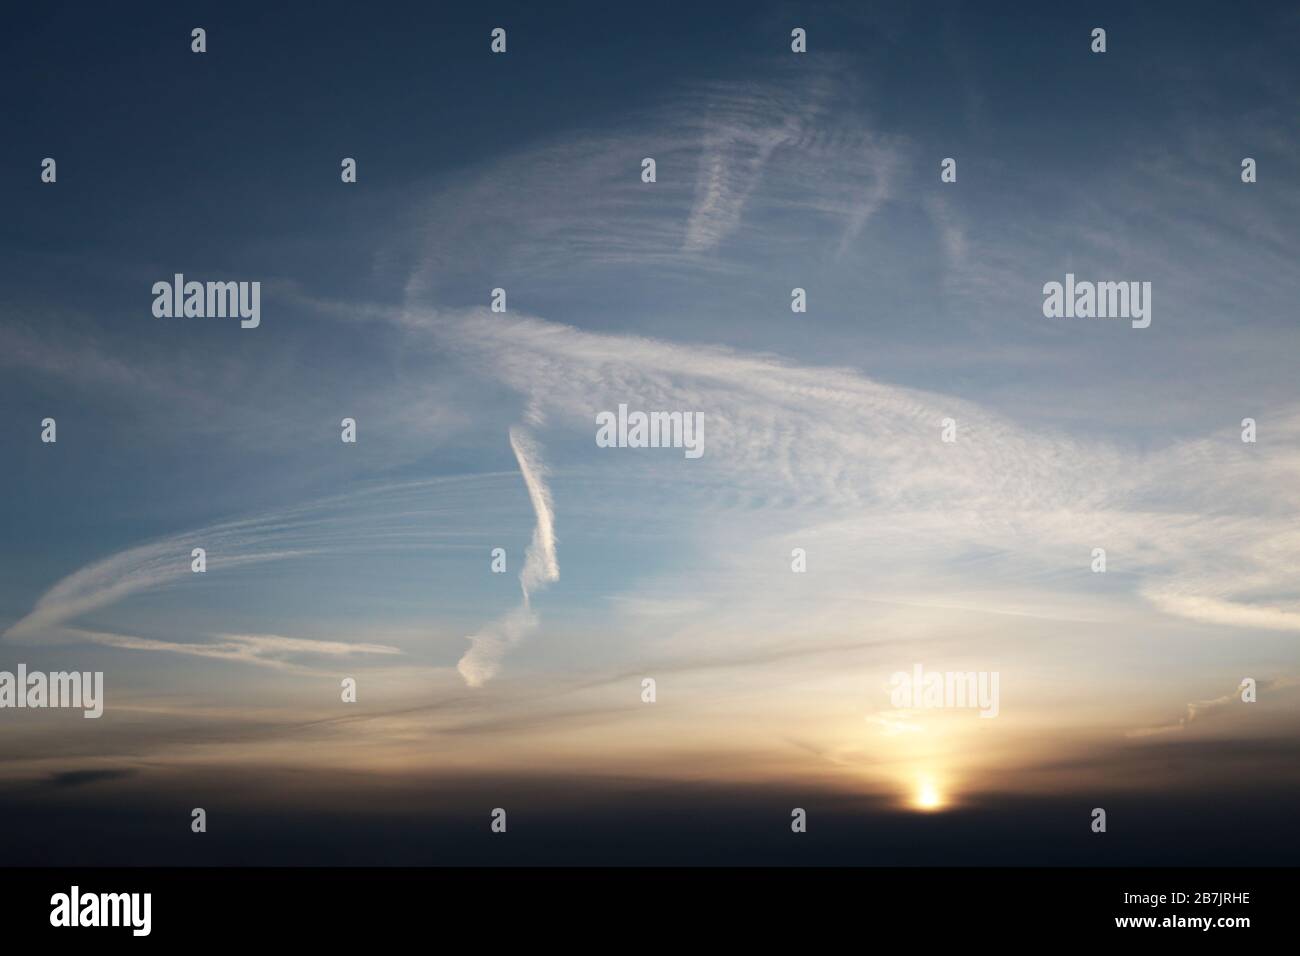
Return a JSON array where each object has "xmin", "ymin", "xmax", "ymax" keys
[
  {"xmin": 71, "ymin": 629, "xmax": 401, "ymax": 671},
  {"xmin": 456, "ymin": 426, "xmax": 560, "ymax": 687},
  {"xmin": 2, "ymin": 476, "xmax": 500, "ymax": 653}
]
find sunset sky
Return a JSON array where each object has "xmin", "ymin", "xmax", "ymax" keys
[{"xmin": 2, "ymin": 1, "xmax": 1298, "ymax": 864}]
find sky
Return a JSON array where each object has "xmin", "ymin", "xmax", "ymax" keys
[{"xmin": 2, "ymin": 0, "xmax": 1299, "ymax": 864}]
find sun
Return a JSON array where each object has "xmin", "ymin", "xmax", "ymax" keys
[{"xmin": 912, "ymin": 779, "xmax": 946, "ymax": 812}]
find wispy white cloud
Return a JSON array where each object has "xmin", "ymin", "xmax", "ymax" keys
[
  {"xmin": 1126, "ymin": 678, "xmax": 1298, "ymax": 737},
  {"xmin": 402, "ymin": 304, "xmax": 1300, "ymax": 641},
  {"xmin": 2, "ymin": 476, "xmax": 500, "ymax": 652},
  {"xmin": 682, "ymin": 86, "xmax": 807, "ymax": 252},
  {"xmin": 12, "ymin": 297, "xmax": 1299, "ymax": 691},
  {"xmin": 70, "ymin": 628, "xmax": 400, "ymax": 671},
  {"xmin": 510, "ymin": 427, "xmax": 560, "ymax": 598},
  {"xmin": 457, "ymin": 426, "xmax": 560, "ymax": 687},
  {"xmin": 398, "ymin": 63, "xmax": 906, "ymax": 295}
]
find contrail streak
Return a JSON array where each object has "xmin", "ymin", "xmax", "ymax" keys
[{"xmin": 457, "ymin": 426, "xmax": 559, "ymax": 687}]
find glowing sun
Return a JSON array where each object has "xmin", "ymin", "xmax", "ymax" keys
[{"xmin": 912, "ymin": 779, "xmax": 946, "ymax": 812}]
